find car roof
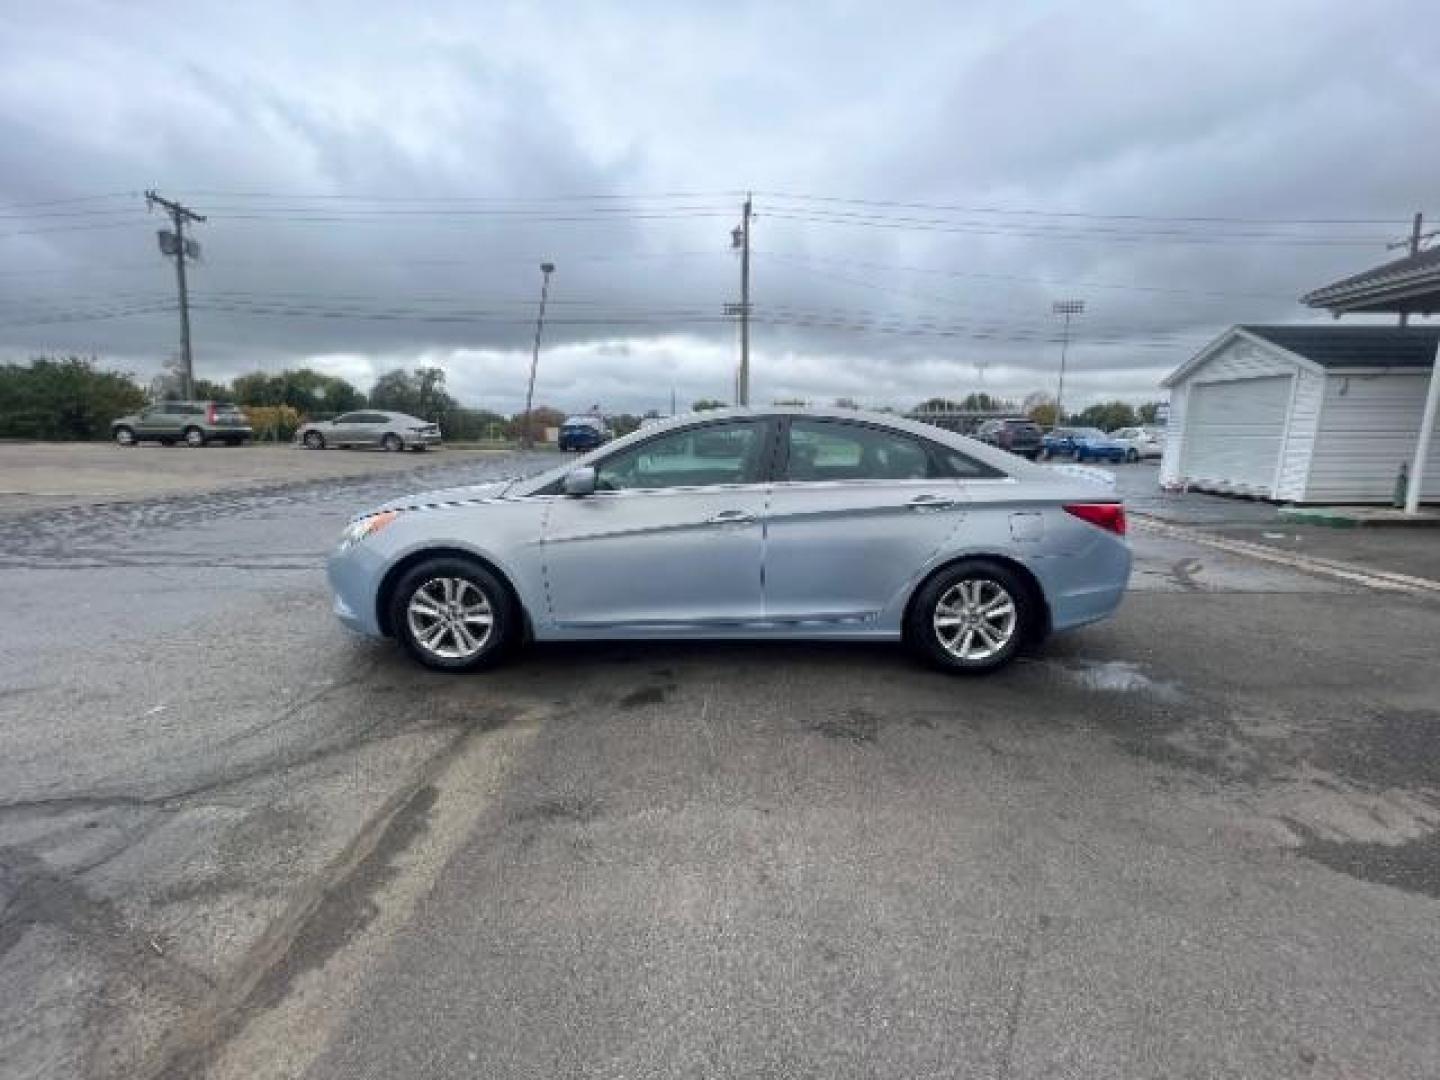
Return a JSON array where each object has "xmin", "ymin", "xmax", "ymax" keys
[{"xmin": 510, "ymin": 405, "xmax": 1069, "ymax": 494}]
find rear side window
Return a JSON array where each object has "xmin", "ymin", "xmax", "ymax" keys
[
  {"xmin": 785, "ymin": 420, "xmax": 931, "ymax": 481},
  {"xmin": 936, "ymin": 448, "xmax": 1007, "ymax": 479}
]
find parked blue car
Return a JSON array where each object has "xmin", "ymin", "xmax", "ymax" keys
[
  {"xmin": 1041, "ymin": 427, "xmax": 1128, "ymax": 463},
  {"xmin": 557, "ymin": 416, "xmax": 610, "ymax": 452}
]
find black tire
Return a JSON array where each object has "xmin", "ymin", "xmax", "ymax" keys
[
  {"xmin": 381, "ymin": 433, "xmax": 403, "ymax": 452},
  {"xmin": 389, "ymin": 557, "xmax": 518, "ymax": 673},
  {"xmin": 114, "ymin": 426, "xmax": 136, "ymax": 447},
  {"xmin": 906, "ymin": 559, "xmax": 1036, "ymax": 674},
  {"xmin": 183, "ymin": 426, "xmax": 206, "ymax": 448},
  {"xmin": 303, "ymin": 431, "xmax": 325, "ymax": 450}
]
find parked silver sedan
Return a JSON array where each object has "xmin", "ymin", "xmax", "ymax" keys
[
  {"xmin": 297, "ymin": 410, "xmax": 441, "ymax": 452},
  {"xmin": 327, "ymin": 408, "xmax": 1131, "ymax": 674}
]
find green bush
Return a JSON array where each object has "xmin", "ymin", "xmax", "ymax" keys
[{"xmin": 0, "ymin": 357, "xmax": 147, "ymax": 440}]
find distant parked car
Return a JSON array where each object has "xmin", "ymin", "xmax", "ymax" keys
[
  {"xmin": 326, "ymin": 407, "xmax": 1132, "ymax": 676},
  {"xmin": 296, "ymin": 411, "xmax": 440, "ymax": 452},
  {"xmin": 1041, "ymin": 427, "xmax": 1128, "ymax": 463},
  {"xmin": 558, "ymin": 415, "xmax": 611, "ymax": 452},
  {"xmin": 1109, "ymin": 426, "xmax": 1165, "ymax": 462},
  {"xmin": 975, "ymin": 417, "xmax": 1043, "ymax": 460},
  {"xmin": 112, "ymin": 400, "xmax": 252, "ymax": 447}
]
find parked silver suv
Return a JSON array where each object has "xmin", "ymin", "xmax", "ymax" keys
[
  {"xmin": 296, "ymin": 410, "xmax": 441, "ymax": 452},
  {"xmin": 112, "ymin": 401, "xmax": 253, "ymax": 447}
]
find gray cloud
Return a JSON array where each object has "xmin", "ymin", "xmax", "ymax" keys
[{"xmin": 2, "ymin": 0, "xmax": 1436, "ymax": 415}]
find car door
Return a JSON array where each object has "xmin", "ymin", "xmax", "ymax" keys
[
  {"xmin": 330, "ymin": 412, "xmax": 366, "ymax": 447},
  {"xmin": 763, "ymin": 418, "xmax": 970, "ymax": 622},
  {"xmin": 134, "ymin": 406, "xmax": 165, "ymax": 439},
  {"xmin": 541, "ymin": 418, "xmax": 774, "ymax": 629}
]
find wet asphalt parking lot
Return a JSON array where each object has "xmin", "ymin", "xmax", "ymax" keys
[{"xmin": 1, "ymin": 455, "xmax": 1438, "ymax": 1079}]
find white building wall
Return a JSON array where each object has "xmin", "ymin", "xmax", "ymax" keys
[
  {"xmin": 1159, "ymin": 335, "xmax": 1300, "ymax": 488},
  {"xmin": 1272, "ymin": 368, "xmax": 1325, "ymax": 501},
  {"xmin": 1304, "ymin": 371, "xmax": 1440, "ymax": 503}
]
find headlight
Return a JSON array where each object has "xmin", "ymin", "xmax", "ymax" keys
[{"xmin": 338, "ymin": 510, "xmax": 398, "ymax": 551}]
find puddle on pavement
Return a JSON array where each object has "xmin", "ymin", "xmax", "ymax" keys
[{"xmin": 1056, "ymin": 659, "xmax": 1186, "ymax": 702}]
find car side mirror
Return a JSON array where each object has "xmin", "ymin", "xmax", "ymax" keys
[{"xmin": 563, "ymin": 466, "xmax": 597, "ymax": 497}]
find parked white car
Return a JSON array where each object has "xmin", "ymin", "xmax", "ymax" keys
[
  {"xmin": 1109, "ymin": 426, "xmax": 1165, "ymax": 462},
  {"xmin": 297, "ymin": 410, "xmax": 441, "ymax": 452}
]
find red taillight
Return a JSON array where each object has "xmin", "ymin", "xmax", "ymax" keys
[
  {"xmin": 206, "ymin": 403, "xmax": 217, "ymax": 423},
  {"xmin": 1064, "ymin": 502, "xmax": 1127, "ymax": 536}
]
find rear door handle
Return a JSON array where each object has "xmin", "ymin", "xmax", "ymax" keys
[
  {"xmin": 707, "ymin": 509, "xmax": 757, "ymax": 524},
  {"xmin": 910, "ymin": 495, "xmax": 956, "ymax": 512},
  {"xmin": 907, "ymin": 494, "xmax": 957, "ymax": 512}
]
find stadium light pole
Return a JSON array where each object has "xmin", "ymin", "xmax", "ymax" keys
[
  {"xmin": 1052, "ymin": 299, "xmax": 1085, "ymax": 428},
  {"xmin": 522, "ymin": 262, "xmax": 555, "ymax": 450}
]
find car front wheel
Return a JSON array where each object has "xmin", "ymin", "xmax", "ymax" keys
[
  {"xmin": 907, "ymin": 560, "xmax": 1034, "ymax": 674},
  {"xmin": 389, "ymin": 558, "xmax": 517, "ymax": 672},
  {"xmin": 303, "ymin": 431, "xmax": 325, "ymax": 450},
  {"xmin": 114, "ymin": 426, "xmax": 136, "ymax": 447},
  {"xmin": 382, "ymin": 433, "xmax": 403, "ymax": 452},
  {"xmin": 184, "ymin": 427, "xmax": 206, "ymax": 447}
]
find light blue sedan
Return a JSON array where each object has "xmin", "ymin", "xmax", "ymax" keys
[{"xmin": 327, "ymin": 408, "xmax": 1131, "ymax": 674}]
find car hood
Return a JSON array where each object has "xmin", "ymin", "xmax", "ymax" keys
[{"xmin": 365, "ymin": 479, "xmax": 516, "ymax": 516}]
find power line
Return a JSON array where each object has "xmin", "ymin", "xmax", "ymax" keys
[
  {"xmin": 757, "ymin": 190, "xmax": 1408, "ymax": 227},
  {"xmin": 0, "ymin": 192, "xmax": 137, "ymax": 211},
  {"xmin": 758, "ymin": 210, "xmax": 1389, "ymax": 246},
  {"xmin": 759, "ymin": 251, "xmax": 1302, "ymax": 302},
  {"xmin": 173, "ymin": 189, "xmax": 746, "ymax": 203}
]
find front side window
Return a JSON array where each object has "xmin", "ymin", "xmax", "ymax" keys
[
  {"xmin": 594, "ymin": 421, "xmax": 766, "ymax": 491},
  {"xmin": 785, "ymin": 420, "xmax": 931, "ymax": 482}
]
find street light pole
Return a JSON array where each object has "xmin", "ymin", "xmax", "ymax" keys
[
  {"xmin": 1052, "ymin": 299, "xmax": 1085, "ymax": 427},
  {"xmin": 522, "ymin": 262, "xmax": 555, "ymax": 450}
]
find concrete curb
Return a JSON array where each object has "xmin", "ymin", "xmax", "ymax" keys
[{"xmin": 1132, "ymin": 514, "xmax": 1440, "ymax": 599}]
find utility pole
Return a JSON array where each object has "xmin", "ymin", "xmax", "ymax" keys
[
  {"xmin": 145, "ymin": 191, "xmax": 205, "ymax": 399},
  {"xmin": 1052, "ymin": 299, "xmax": 1085, "ymax": 428},
  {"xmin": 1401, "ymin": 212, "xmax": 1422, "ymax": 327},
  {"xmin": 522, "ymin": 261, "xmax": 555, "ymax": 450},
  {"xmin": 730, "ymin": 194, "xmax": 752, "ymax": 406}
]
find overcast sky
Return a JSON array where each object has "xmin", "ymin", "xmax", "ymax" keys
[{"xmin": 2, "ymin": 0, "xmax": 1437, "ymax": 415}]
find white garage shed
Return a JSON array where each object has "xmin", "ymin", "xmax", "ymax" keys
[{"xmin": 1159, "ymin": 325, "xmax": 1440, "ymax": 504}]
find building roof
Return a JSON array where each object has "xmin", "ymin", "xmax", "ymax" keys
[
  {"xmin": 1239, "ymin": 325, "xmax": 1440, "ymax": 370},
  {"xmin": 1301, "ymin": 246, "xmax": 1440, "ymax": 314},
  {"xmin": 1162, "ymin": 324, "xmax": 1439, "ymax": 388}
]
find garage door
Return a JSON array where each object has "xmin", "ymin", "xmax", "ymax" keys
[{"xmin": 1182, "ymin": 375, "xmax": 1292, "ymax": 494}]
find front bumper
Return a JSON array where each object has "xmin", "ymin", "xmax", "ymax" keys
[{"xmin": 326, "ymin": 543, "xmax": 388, "ymax": 637}]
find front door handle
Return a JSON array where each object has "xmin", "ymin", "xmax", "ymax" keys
[
  {"xmin": 907, "ymin": 494, "xmax": 957, "ymax": 512},
  {"xmin": 707, "ymin": 509, "xmax": 757, "ymax": 525}
]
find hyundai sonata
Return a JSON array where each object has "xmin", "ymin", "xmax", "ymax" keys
[{"xmin": 327, "ymin": 408, "xmax": 1130, "ymax": 674}]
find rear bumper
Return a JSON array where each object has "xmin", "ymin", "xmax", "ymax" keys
[{"xmin": 1030, "ymin": 538, "xmax": 1133, "ymax": 632}]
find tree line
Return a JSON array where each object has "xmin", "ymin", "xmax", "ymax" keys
[
  {"xmin": 0, "ymin": 357, "xmax": 574, "ymax": 442},
  {"xmin": 0, "ymin": 355, "xmax": 1164, "ymax": 443}
]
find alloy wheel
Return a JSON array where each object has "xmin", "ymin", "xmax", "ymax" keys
[
  {"xmin": 406, "ymin": 577, "xmax": 494, "ymax": 660},
  {"xmin": 933, "ymin": 579, "xmax": 1018, "ymax": 662}
]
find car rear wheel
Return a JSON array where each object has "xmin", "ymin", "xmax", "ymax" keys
[
  {"xmin": 907, "ymin": 560, "xmax": 1034, "ymax": 674},
  {"xmin": 184, "ymin": 426, "xmax": 206, "ymax": 448},
  {"xmin": 303, "ymin": 431, "xmax": 325, "ymax": 450},
  {"xmin": 382, "ymin": 433, "xmax": 403, "ymax": 452},
  {"xmin": 114, "ymin": 426, "xmax": 136, "ymax": 447},
  {"xmin": 389, "ymin": 558, "xmax": 517, "ymax": 672}
]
